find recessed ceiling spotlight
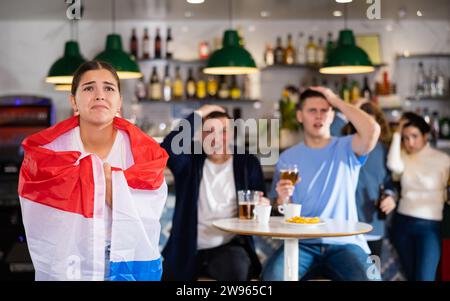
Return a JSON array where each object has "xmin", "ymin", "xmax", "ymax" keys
[
  {"xmin": 187, "ymin": 0, "xmax": 205, "ymax": 4},
  {"xmin": 416, "ymin": 10, "xmax": 423, "ymax": 17},
  {"xmin": 335, "ymin": 0, "xmax": 352, "ymax": 3},
  {"xmin": 333, "ymin": 10, "xmax": 343, "ymax": 17},
  {"xmin": 260, "ymin": 11, "xmax": 270, "ymax": 18}
]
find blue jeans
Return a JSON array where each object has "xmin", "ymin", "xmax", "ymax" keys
[
  {"xmin": 262, "ymin": 242, "xmax": 380, "ymax": 281},
  {"xmin": 391, "ymin": 213, "xmax": 441, "ymax": 281}
]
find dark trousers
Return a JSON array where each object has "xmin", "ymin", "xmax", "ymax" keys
[
  {"xmin": 391, "ymin": 212, "xmax": 441, "ymax": 281},
  {"xmin": 195, "ymin": 238, "xmax": 252, "ymax": 281}
]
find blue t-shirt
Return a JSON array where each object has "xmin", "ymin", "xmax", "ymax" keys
[{"xmin": 269, "ymin": 135, "xmax": 370, "ymax": 253}]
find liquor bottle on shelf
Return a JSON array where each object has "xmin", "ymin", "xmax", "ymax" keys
[
  {"xmin": 416, "ymin": 62, "xmax": 427, "ymax": 97},
  {"xmin": 199, "ymin": 41, "xmax": 210, "ymax": 59},
  {"xmin": 154, "ymin": 27, "xmax": 162, "ymax": 59},
  {"xmin": 430, "ymin": 111, "xmax": 440, "ymax": 147},
  {"xmin": 237, "ymin": 26, "xmax": 245, "ymax": 47},
  {"xmin": 333, "ymin": 80, "xmax": 340, "ymax": 94},
  {"xmin": 135, "ymin": 77, "xmax": 146, "ymax": 100},
  {"xmin": 296, "ymin": 32, "xmax": 306, "ymax": 64},
  {"xmin": 362, "ymin": 76, "xmax": 372, "ymax": 101},
  {"xmin": 165, "ymin": 27, "xmax": 173, "ymax": 59},
  {"xmin": 340, "ymin": 77, "xmax": 350, "ymax": 103},
  {"xmin": 439, "ymin": 113, "xmax": 450, "ymax": 140},
  {"xmin": 284, "ymin": 34, "xmax": 296, "ymax": 65},
  {"xmin": 436, "ymin": 65, "xmax": 446, "ymax": 96},
  {"xmin": 130, "ymin": 28, "xmax": 138, "ymax": 59},
  {"xmin": 185, "ymin": 67, "xmax": 196, "ymax": 99},
  {"xmin": 382, "ymin": 71, "xmax": 391, "ymax": 95},
  {"xmin": 142, "ymin": 27, "xmax": 150, "ymax": 60},
  {"xmin": 351, "ymin": 80, "xmax": 361, "ymax": 103},
  {"xmin": 162, "ymin": 65, "xmax": 172, "ymax": 102},
  {"xmin": 325, "ymin": 32, "xmax": 335, "ymax": 62},
  {"xmin": 196, "ymin": 68, "xmax": 207, "ymax": 100},
  {"xmin": 173, "ymin": 66, "xmax": 184, "ymax": 100},
  {"xmin": 148, "ymin": 66, "xmax": 161, "ymax": 101},
  {"xmin": 243, "ymin": 75, "xmax": 251, "ymax": 100},
  {"xmin": 274, "ymin": 37, "xmax": 284, "ymax": 65},
  {"xmin": 264, "ymin": 44, "xmax": 274, "ymax": 66},
  {"xmin": 207, "ymin": 75, "xmax": 218, "ymax": 98},
  {"xmin": 423, "ymin": 107, "xmax": 431, "ymax": 124},
  {"xmin": 316, "ymin": 37, "xmax": 325, "ymax": 66},
  {"xmin": 230, "ymin": 76, "xmax": 241, "ymax": 100},
  {"xmin": 430, "ymin": 64, "xmax": 439, "ymax": 97},
  {"xmin": 306, "ymin": 35, "xmax": 316, "ymax": 66},
  {"xmin": 218, "ymin": 76, "xmax": 230, "ymax": 99}
]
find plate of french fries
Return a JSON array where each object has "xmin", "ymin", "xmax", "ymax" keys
[{"xmin": 283, "ymin": 216, "xmax": 325, "ymax": 226}]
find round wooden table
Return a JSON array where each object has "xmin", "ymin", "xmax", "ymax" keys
[{"xmin": 213, "ymin": 216, "xmax": 373, "ymax": 281}]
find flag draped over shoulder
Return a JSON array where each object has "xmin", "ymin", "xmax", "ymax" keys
[{"xmin": 18, "ymin": 116, "xmax": 169, "ymax": 281}]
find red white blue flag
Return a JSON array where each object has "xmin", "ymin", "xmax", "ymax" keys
[{"xmin": 18, "ymin": 116, "xmax": 168, "ymax": 281}]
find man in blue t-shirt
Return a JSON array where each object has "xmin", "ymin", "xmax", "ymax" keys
[{"xmin": 262, "ymin": 87, "xmax": 382, "ymax": 281}]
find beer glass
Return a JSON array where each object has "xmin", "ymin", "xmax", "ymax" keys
[
  {"xmin": 279, "ymin": 163, "xmax": 299, "ymax": 203},
  {"xmin": 238, "ymin": 190, "xmax": 261, "ymax": 220}
]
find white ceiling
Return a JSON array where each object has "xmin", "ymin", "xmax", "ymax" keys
[{"xmin": 0, "ymin": 0, "xmax": 449, "ymax": 21}]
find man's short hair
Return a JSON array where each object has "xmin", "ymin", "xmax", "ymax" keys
[
  {"xmin": 297, "ymin": 89, "xmax": 328, "ymax": 110},
  {"xmin": 203, "ymin": 111, "xmax": 231, "ymax": 122}
]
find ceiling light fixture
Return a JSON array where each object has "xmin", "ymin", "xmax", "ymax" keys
[
  {"xmin": 187, "ymin": 0, "xmax": 205, "ymax": 4},
  {"xmin": 46, "ymin": 19, "xmax": 86, "ymax": 85},
  {"xmin": 204, "ymin": 0, "xmax": 258, "ymax": 75},
  {"xmin": 94, "ymin": 0, "xmax": 141, "ymax": 79},
  {"xmin": 320, "ymin": 3, "xmax": 374, "ymax": 75}
]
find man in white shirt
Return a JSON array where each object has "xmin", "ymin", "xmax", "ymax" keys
[{"xmin": 161, "ymin": 105, "xmax": 267, "ymax": 281}]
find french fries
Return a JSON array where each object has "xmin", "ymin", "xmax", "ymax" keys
[{"xmin": 286, "ymin": 216, "xmax": 321, "ymax": 224}]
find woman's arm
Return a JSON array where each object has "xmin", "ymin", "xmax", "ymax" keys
[{"xmin": 387, "ymin": 131, "xmax": 405, "ymax": 175}]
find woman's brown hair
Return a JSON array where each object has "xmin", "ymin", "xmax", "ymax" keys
[
  {"xmin": 71, "ymin": 60, "xmax": 120, "ymax": 96},
  {"xmin": 342, "ymin": 102, "xmax": 392, "ymax": 146}
]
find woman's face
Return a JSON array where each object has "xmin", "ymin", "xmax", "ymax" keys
[
  {"xmin": 402, "ymin": 125, "xmax": 428, "ymax": 154},
  {"xmin": 70, "ymin": 69, "xmax": 122, "ymax": 126}
]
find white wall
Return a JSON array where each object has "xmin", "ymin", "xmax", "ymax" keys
[{"xmin": 1, "ymin": 18, "xmax": 449, "ymax": 122}]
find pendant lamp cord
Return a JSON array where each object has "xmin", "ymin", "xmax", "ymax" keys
[
  {"xmin": 70, "ymin": 20, "xmax": 75, "ymax": 41},
  {"xmin": 70, "ymin": 18, "xmax": 79, "ymax": 42},
  {"xmin": 75, "ymin": 20, "xmax": 78, "ymax": 41},
  {"xmin": 344, "ymin": 3, "xmax": 348, "ymax": 29},
  {"xmin": 112, "ymin": 0, "xmax": 116, "ymax": 33},
  {"xmin": 229, "ymin": 0, "xmax": 233, "ymax": 29}
]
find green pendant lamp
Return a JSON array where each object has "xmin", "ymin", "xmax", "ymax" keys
[
  {"xmin": 94, "ymin": 33, "xmax": 141, "ymax": 79},
  {"xmin": 94, "ymin": 0, "xmax": 141, "ymax": 79},
  {"xmin": 319, "ymin": 30, "xmax": 374, "ymax": 74},
  {"xmin": 320, "ymin": 4, "xmax": 374, "ymax": 74},
  {"xmin": 46, "ymin": 40, "xmax": 86, "ymax": 84},
  {"xmin": 203, "ymin": 0, "xmax": 258, "ymax": 75},
  {"xmin": 204, "ymin": 30, "xmax": 258, "ymax": 75},
  {"xmin": 46, "ymin": 18, "xmax": 87, "ymax": 86}
]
